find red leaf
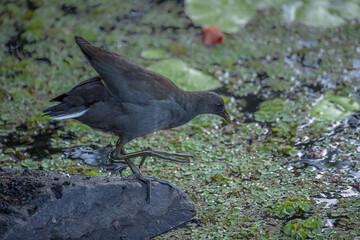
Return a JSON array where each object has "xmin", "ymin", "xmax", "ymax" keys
[{"xmin": 200, "ymin": 25, "xmax": 225, "ymax": 47}]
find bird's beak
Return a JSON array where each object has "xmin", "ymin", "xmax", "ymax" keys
[{"xmin": 221, "ymin": 109, "xmax": 231, "ymax": 124}]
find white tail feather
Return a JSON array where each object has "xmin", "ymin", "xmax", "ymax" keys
[{"xmin": 51, "ymin": 109, "xmax": 89, "ymax": 120}]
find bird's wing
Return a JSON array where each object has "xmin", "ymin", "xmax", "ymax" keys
[{"xmin": 75, "ymin": 36, "xmax": 182, "ymax": 104}]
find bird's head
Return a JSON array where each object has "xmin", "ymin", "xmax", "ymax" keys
[{"xmin": 196, "ymin": 92, "xmax": 231, "ymax": 123}]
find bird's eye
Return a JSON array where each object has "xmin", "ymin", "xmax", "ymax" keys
[{"xmin": 217, "ymin": 103, "xmax": 223, "ymax": 107}]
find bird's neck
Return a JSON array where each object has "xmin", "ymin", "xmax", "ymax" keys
[{"xmin": 183, "ymin": 91, "xmax": 208, "ymax": 116}]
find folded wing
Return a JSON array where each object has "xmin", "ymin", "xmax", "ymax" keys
[{"xmin": 43, "ymin": 76, "xmax": 111, "ymax": 120}]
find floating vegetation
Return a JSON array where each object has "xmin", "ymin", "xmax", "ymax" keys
[{"xmin": 0, "ymin": 0, "xmax": 359, "ymax": 239}]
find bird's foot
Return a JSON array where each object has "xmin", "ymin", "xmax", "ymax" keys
[
  {"xmin": 111, "ymin": 145, "xmax": 187, "ymax": 203},
  {"xmin": 113, "ymin": 164, "xmax": 128, "ymax": 176},
  {"xmin": 111, "ymin": 149, "xmax": 192, "ymax": 169},
  {"xmin": 138, "ymin": 149, "xmax": 192, "ymax": 168},
  {"xmin": 126, "ymin": 173, "xmax": 182, "ymax": 203}
]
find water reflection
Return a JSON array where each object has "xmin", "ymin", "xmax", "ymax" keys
[
  {"xmin": 295, "ymin": 112, "xmax": 360, "ymax": 179},
  {"xmin": 63, "ymin": 146, "xmax": 128, "ymax": 174},
  {"xmin": 313, "ymin": 198, "xmax": 339, "ymax": 208}
]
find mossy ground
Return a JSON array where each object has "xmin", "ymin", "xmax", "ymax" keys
[{"xmin": 0, "ymin": 1, "xmax": 359, "ymax": 239}]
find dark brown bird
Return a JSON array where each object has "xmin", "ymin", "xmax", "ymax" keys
[{"xmin": 43, "ymin": 36, "xmax": 230, "ymax": 202}]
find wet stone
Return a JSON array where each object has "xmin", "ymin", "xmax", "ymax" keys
[{"xmin": 0, "ymin": 168, "xmax": 195, "ymax": 240}]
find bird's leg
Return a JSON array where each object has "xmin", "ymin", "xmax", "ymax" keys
[
  {"xmin": 110, "ymin": 140, "xmax": 129, "ymax": 176},
  {"xmin": 111, "ymin": 140, "xmax": 189, "ymax": 203},
  {"xmin": 112, "ymin": 138, "xmax": 126, "ymax": 158},
  {"xmin": 112, "ymin": 143, "xmax": 152, "ymax": 202},
  {"xmin": 123, "ymin": 157, "xmax": 152, "ymax": 202},
  {"xmin": 139, "ymin": 156, "xmax": 147, "ymax": 169}
]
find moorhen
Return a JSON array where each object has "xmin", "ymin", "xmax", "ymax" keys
[{"xmin": 43, "ymin": 36, "xmax": 230, "ymax": 202}]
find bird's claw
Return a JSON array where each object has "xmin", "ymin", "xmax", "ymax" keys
[{"xmin": 128, "ymin": 173, "xmax": 183, "ymax": 203}]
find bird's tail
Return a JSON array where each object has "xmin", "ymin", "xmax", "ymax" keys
[{"xmin": 43, "ymin": 103, "xmax": 88, "ymax": 120}]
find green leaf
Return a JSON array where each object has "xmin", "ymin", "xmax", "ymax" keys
[
  {"xmin": 0, "ymin": 88, "xmax": 9, "ymax": 102},
  {"xmin": 141, "ymin": 48, "xmax": 166, "ymax": 59},
  {"xmin": 0, "ymin": 155, "xmax": 11, "ymax": 162},
  {"xmin": 283, "ymin": 223, "xmax": 294, "ymax": 235},
  {"xmin": 299, "ymin": 203, "xmax": 310, "ymax": 212},
  {"xmin": 147, "ymin": 59, "xmax": 222, "ymax": 91},
  {"xmin": 65, "ymin": 121, "xmax": 92, "ymax": 133},
  {"xmin": 283, "ymin": 0, "xmax": 360, "ymax": 28},
  {"xmin": 185, "ymin": 0, "xmax": 256, "ymax": 33},
  {"xmin": 303, "ymin": 218, "xmax": 324, "ymax": 229},
  {"xmin": 283, "ymin": 206, "xmax": 296, "ymax": 216},
  {"xmin": 252, "ymin": 0, "xmax": 292, "ymax": 9},
  {"xmin": 333, "ymin": 1, "xmax": 360, "ymax": 20},
  {"xmin": 310, "ymin": 94, "xmax": 360, "ymax": 121},
  {"xmin": 297, "ymin": 228, "xmax": 308, "ymax": 239},
  {"xmin": 254, "ymin": 98, "xmax": 292, "ymax": 122},
  {"xmin": 296, "ymin": 1, "xmax": 344, "ymax": 27},
  {"xmin": 21, "ymin": 159, "xmax": 39, "ymax": 170},
  {"xmin": 211, "ymin": 173, "xmax": 231, "ymax": 183},
  {"xmin": 85, "ymin": 170, "xmax": 98, "ymax": 175}
]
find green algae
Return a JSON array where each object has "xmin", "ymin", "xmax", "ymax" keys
[
  {"xmin": 0, "ymin": 0, "xmax": 359, "ymax": 239},
  {"xmin": 140, "ymin": 48, "xmax": 166, "ymax": 60}
]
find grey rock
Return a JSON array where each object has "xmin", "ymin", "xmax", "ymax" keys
[{"xmin": 0, "ymin": 168, "xmax": 195, "ymax": 240}]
